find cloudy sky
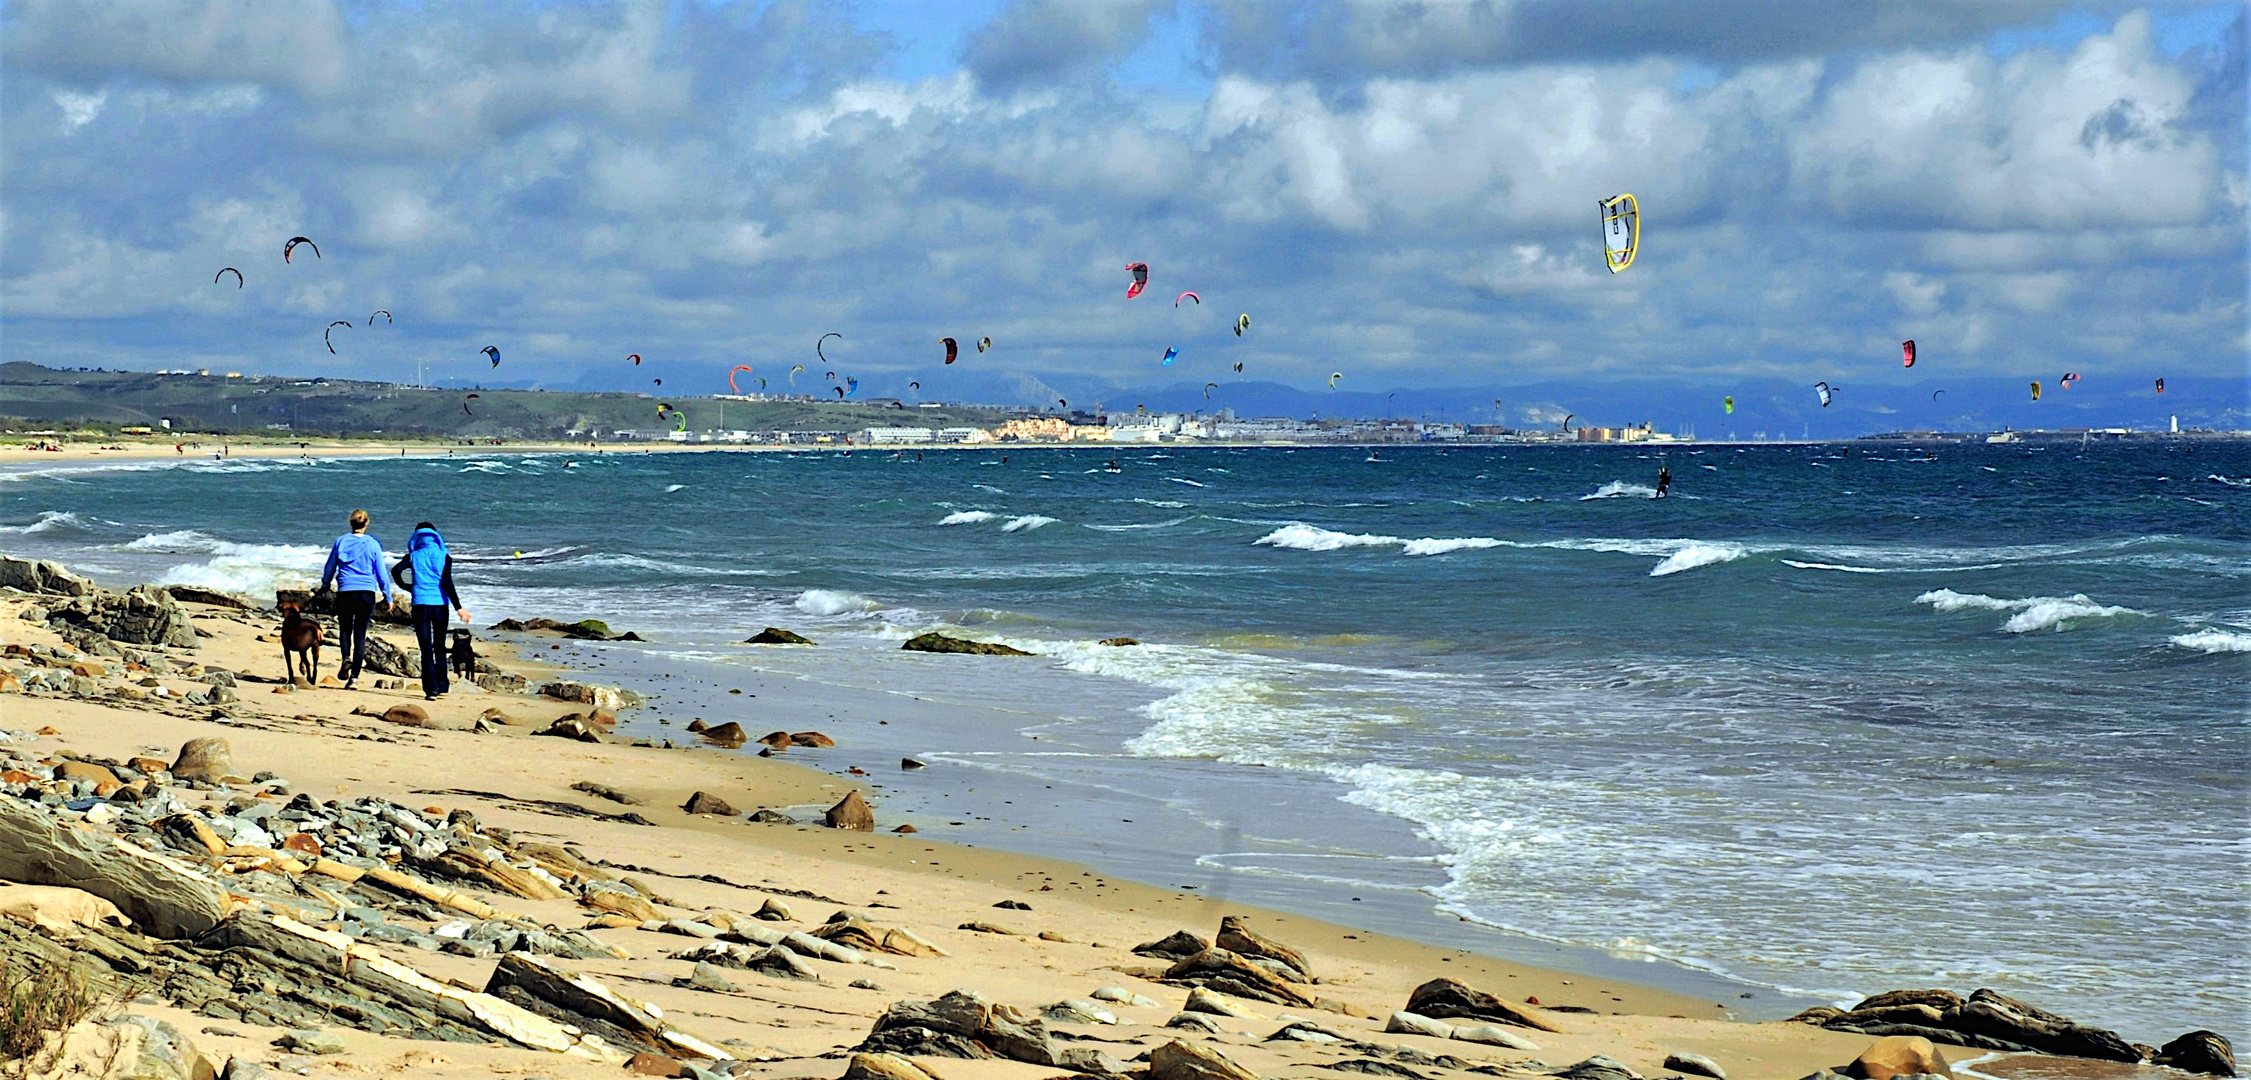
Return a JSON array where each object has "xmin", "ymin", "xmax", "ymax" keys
[{"xmin": 2, "ymin": 0, "xmax": 2243, "ymax": 426}]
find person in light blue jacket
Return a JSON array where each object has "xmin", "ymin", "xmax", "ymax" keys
[
  {"xmin": 402, "ymin": 521, "xmax": 471, "ymax": 699},
  {"xmin": 318, "ymin": 508, "xmax": 390, "ymax": 687}
]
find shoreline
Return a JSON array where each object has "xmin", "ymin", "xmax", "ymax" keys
[
  {"xmin": 0, "ymin": 555, "xmax": 2121, "ymax": 1080},
  {"xmin": 0, "ymin": 549, "xmax": 2214, "ymax": 1080}
]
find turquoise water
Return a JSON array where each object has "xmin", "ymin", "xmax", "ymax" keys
[{"xmin": 3, "ymin": 441, "xmax": 2245, "ymax": 1039}]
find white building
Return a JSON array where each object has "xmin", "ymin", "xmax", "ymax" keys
[{"xmin": 860, "ymin": 427, "xmax": 935, "ymax": 444}]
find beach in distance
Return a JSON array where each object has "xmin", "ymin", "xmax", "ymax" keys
[{"xmin": 0, "ymin": 439, "xmax": 2242, "ymax": 1080}]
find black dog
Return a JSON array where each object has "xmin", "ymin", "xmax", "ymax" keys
[
  {"xmin": 278, "ymin": 601, "xmax": 322, "ymax": 688},
  {"xmin": 448, "ymin": 629, "xmax": 478, "ymax": 679}
]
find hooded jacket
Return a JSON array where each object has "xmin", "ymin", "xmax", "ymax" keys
[
  {"xmin": 405, "ymin": 526, "xmax": 462, "ymax": 609},
  {"xmin": 321, "ymin": 532, "xmax": 389, "ymax": 600}
]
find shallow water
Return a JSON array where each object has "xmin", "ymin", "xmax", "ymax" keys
[{"xmin": 3, "ymin": 441, "xmax": 2244, "ymax": 1041}]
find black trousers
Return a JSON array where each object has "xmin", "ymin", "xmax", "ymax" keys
[
  {"xmin": 413, "ymin": 604, "xmax": 451, "ymax": 696},
  {"xmin": 335, "ymin": 590, "xmax": 377, "ymax": 680}
]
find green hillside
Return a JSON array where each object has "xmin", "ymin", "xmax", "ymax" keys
[{"xmin": 0, "ymin": 363, "xmax": 1023, "ymax": 440}]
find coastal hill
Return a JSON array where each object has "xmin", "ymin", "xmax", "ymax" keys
[{"xmin": 0, "ymin": 363, "xmax": 1026, "ymax": 440}]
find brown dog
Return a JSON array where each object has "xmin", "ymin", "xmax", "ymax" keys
[{"xmin": 278, "ymin": 601, "xmax": 322, "ymax": 687}]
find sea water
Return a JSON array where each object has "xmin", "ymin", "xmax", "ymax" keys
[{"xmin": 2, "ymin": 442, "xmax": 2244, "ymax": 1040}]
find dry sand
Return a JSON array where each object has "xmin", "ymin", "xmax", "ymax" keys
[{"xmin": 0, "ymin": 587, "xmax": 1977, "ymax": 1080}]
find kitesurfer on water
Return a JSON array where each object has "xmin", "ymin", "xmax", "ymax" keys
[{"xmin": 1657, "ymin": 466, "xmax": 1673, "ymax": 498}]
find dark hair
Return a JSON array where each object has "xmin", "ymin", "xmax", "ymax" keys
[{"xmin": 415, "ymin": 521, "xmax": 436, "ymax": 530}]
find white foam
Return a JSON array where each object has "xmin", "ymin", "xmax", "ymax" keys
[
  {"xmin": 1915, "ymin": 589, "xmax": 2145, "ymax": 632},
  {"xmin": 1581, "ymin": 481, "xmax": 1658, "ymax": 500},
  {"xmin": 663, "ymin": 483, "xmax": 689, "ymax": 493},
  {"xmin": 1400, "ymin": 537, "xmax": 1504, "ymax": 556},
  {"xmin": 939, "ymin": 510, "xmax": 996, "ymax": 526},
  {"xmin": 2169, "ymin": 628, "xmax": 2251, "ymax": 653},
  {"xmin": 1649, "ymin": 543, "xmax": 1748, "ymax": 576},
  {"xmin": 1168, "ymin": 477, "xmax": 1206, "ymax": 487},
  {"xmin": 794, "ymin": 588, "xmax": 882, "ymax": 616},
  {"xmin": 2206, "ymin": 474, "xmax": 2251, "ymax": 489},
  {"xmin": 1134, "ymin": 498, "xmax": 1187, "ymax": 508},
  {"xmin": 1255, "ymin": 524, "xmax": 1404, "ymax": 552},
  {"xmin": 1001, "ymin": 515, "xmax": 1057, "ymax": 532}
]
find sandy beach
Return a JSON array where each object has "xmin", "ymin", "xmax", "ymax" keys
[{"xmin": 0, "ymin": 561, "xmax": 2079, "ymax": 1080}]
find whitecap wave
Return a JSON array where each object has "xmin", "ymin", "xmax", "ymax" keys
[
  {"xmin": 1650, "ymin": 543, "xmax": 1748, "ymax": 576},
  {"xmin": 1134, "ymin": 498, "xmax": 1187, "ymax": 509},
  {"xmin": 2169, "ymin": 628, "xmax": 2251, "ymax": 653},
  {"xmin": 1581, "ymin": 481, "xmax": 1658, "ymax": 500},
  {"xmin": 2206, "ymin": 475, "xmax": 2251, "ymax": 489},
  {"xmin": 0, "ymin": 510, "xmax": 99, "ymax": 535},
  {"xmin": 939, "ymin": 511, "xmax": 996, "ymax": 526},
  {"xmin": 795, "ymin": 589, "xmax": 883, "ymax": 616},
  {"xmin": 1254, "ymin": 524, "xmax": 1404, "ymax": 552},
  {"xmin": 1001, "ymin": 515, "xmax": 1057, "ymax": 532},
  {"xmin": 1400, "ymin": 537, "xmax": 1504, "ymax": 557},
  {"xmin": 1914, "ymin": 589, "xmax": 2146, "ymax": 632},
  {"xmin": 1168, "ymin": 477, "xmax": 1207, "ymax": 487},
  {"xmin": 663, "ymin": 483, "xmax": 689, "ymax": 493}
]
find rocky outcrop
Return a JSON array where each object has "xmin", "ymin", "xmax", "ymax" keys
[
  {"xmin": 744, "ymin": 627, "xmax": 815, "ymax": 645},
  {"xmin": 537, "ymin": 681, "xmax": 641, "ymax": 709},
  {"xmin": 1664, "ymin": 1052, "xmax": 1726, "ymax": 1079},
  {"xmin": 1133, "ymin": 930, "xmax": 1211, "ymax": 960},
  {"xmin": 1818, "ymin": 988, "xmax": 2139, "ymax": 1062},
  {"xmin": 160, "ymin": 585, "xmax": 252, "ymax": 610},
  {"xmin": 1150, "ymin": 1039, "xmax": 1261, "ymax": 1080},
  {"xmin": 1159, "ymin": 949, "xmax": 1317, "ymax": 1007},
  {"xmin": 2154, "ymin": 1031, "xmax": 2235, "ymax": 1077},
  {"xmin": 681, "ymin": 792, "xmax": 738, "ymax": 817},
  {"xmin": 0, "ymin": 555, "xmax": 93, "ymax": 596},
  {"xmin": 484, "ymin": 953, "xmax": 728, "ymax": 1061},
  {"xmin": 1216, "ymin": 915, "xmax": 1311, "ymax": 980},
  {"xmin": 493, "ymin": 618, "xmax": 635, "ymax": 641},
  {"xmin": 901, "ymin": 632, "xmax": 1034, "ymax": 656},
  {"xmin": 858, "ymin": 990, "xmax": 1081, "ymax": 1069},
  {"xmin": 1097, "ymin": 637, "xmax": 1140, "ymax": 647},
  {"xmin": 170, "ymin": 737, "xmax": 237, "ymax": 783},
  {"xmin": 0, "ymin": 795, "xmax": 229, "ymax": 938},
  {"xmin": 1402, "ymin": 978, "xmax": 1562, "ymax": 1033},
  {"xmin": 46, "ymin": 586, "xmax": 196, "ymax": 648},
  {"xmin": 534, "ymin": 718, "xmax": 604, "ymax": 743},
  {"xmin": 825, "ymin": 791, "xmax": 875, "ymax": 831},
  {"xmin": 1846, "ymin": 1036, "xmax": 1950, "ymax": 1080},
  {"xmin": 699, "ymin": 722, "xmax": 748, "ymax": 747}
]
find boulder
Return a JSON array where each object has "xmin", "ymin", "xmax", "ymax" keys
[
  {"xmin": 1043, "ymin": 999, "xmax": 1120, "ymax": 1026},
  {"xmin": 169, "ymin": 737, "xmax": 236, "ymax": 784},
  {"xmin": 790, "ymin": 731, "xmax": 835, "ymax": 748},
  {"xmin": 1160, "ymin": 949, "xmax": 1317, "ymax": 1007},
  {"xmin": 106, "ymin": 1015, "xmax": 217, "ymax": 1080},
  {"xmin": 278, "ymin": 1029, "xmax": 347, "ymax": 1055},
  {"xmin": 1949, "ymin": 989, "xmax": 2137, "ymax": 1062},
  {"xmin": 1166, "ymin": 1013, "xmax": 1225, "ymax": 1034},
  {"xmin": 0, "ymin": 556, "xmax": 93, "ymax": 596},
  {"xmin": 758, "ymin": 731, "xmax": 792, "ymax": 748},
  {"xmin": 0, "ymin": 885, "xmax": 131, "ymax": 935},
  {"xmin": 381, "ymin": 703, "xmax": 429, "ymax": 726},
  {"xmin": 902, "ymin": 758, "xmax": 927, "ymax": 770},
  {"xmin": 826, "ymin": 791, "xmax": 875, "ymax": 831},
  {"xmin": 1451, "ymin": 1023, "xmax": 1540, "ymax": 1051},
  {"xmin": 1183, "ymin": 987, "xmax": 1264, "ymax": 1019},
  {"xmin": 1402, "ymin": 977, "xmax": 1562, "ymax": 1033},
  {"xmin": 2154, "ymin": 1032, "xmax": 2235, "ymax": 1077},
  {"xmin": 0, "ymin": 796, "xmax": 228, "ymax": 938},
  {"xmin": 901, "ymin": 632, "xmax": 1034, "ymax": 656},
  {"xmin": 844, "ymin": 1053, "xmax": 941, "ymax": 1080},
  {"xmin": 1134, "ymin": 930, "xmax": 1212, "ymax": 960},
  {"xmin": 47, "ymin": 585, "xmax": 196, "ymax": 648},
  {"xmin": 534, "ymin": 718, "xmax": 604, "ymax": 743},
  {"xmin": 626, "ymin": 1053, "xmax": 687, "ymax": 1078},
  {"xmin": 569, "ymin": 781, "xmax": 643, "ymax": 805},
  {"xmin": 1149, "ymin": 1039, "xmax": 1261, "ymax": 1080},
  {"xmin": 165, "ymin": 585, "xmax": 253, "ymax": 610},
  {"xmin": 1846, "ymin": 1036, "xmax": 1950, "ymax": 1080},
  {"xmin": 745, "ymin": 628, "xmax": 815, "ymax": 645},
  {"xmin": 755, "ymin": 898, "xmax": 795, "ymax": 922},
  {"xmin": 359, "ymin": 635, "xmax": 417, "ymax": 678},
  {"xmin": 700, "ymin": 722, "xmax": 748, "ymax": 747},
  {"xmin": 1664, "ymin": 1052, "xmax": 1726, "ymax": 1079},
  {"xmin": 58, "ymin": 760, "xmax": 121, "ymax": 785},
  {"xmin": 484, "ymin": 952, "xmax": 726, "ymax": 1060},
  {"xmin": 748, "ymin": 809, "xmax": 798, "ymax": 825},
  {"xmin": 1555, "ymin": 1056, "xmax": 1638, "ymax": 1080},
  {"xmin": 682, "ymin": 792, "xmax": 739, "ymax": 816},
  {"xmin": 1216, "ymin": 915, "xmax": 1311, "ymax": 980},
  {"xmin": 1385, "ymin": 1012, "xmax": 1453, "ymax": 1039},
  {"xmin": 685, "ymin": 962, "xmax": 738, "ymax": 994},
  {"xmin": 538, "ymin": 681, "xmax": 636, "ymax": 709}
]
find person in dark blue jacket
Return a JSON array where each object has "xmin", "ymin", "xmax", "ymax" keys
[
  {"xmin": 318, "ymin": 508, "xmax": 390, "ymax": 688},
  {"xmin": 402, "ymin": 521, "xmax": 471, "ymax": 699}
]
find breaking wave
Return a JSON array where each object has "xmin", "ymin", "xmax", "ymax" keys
[
  {"xmin": 1001, "ymin": 515, "xmax": 1057, "ymax": 532},
  {"xmin": 794, "ymin": 589, "xmax": 883, "ymax": 616},
  {"xmin": 1649, "ymin": 543, "xmax": 1749, "ymax": 576},
  {"xmin": 2169, "ymin": 628, "xmax": 2251, "ymax": 654},
  {"xmin": 1914, "ymin": 589, "xmax": 2147, "ymax": 633},
  {"xmin": 939, "ymin": 511, "xmax": 997, "ymax": 526},
  {"xmin": 1581, "ymin": 481, "xmax": 1659, "ymax": 500}
]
